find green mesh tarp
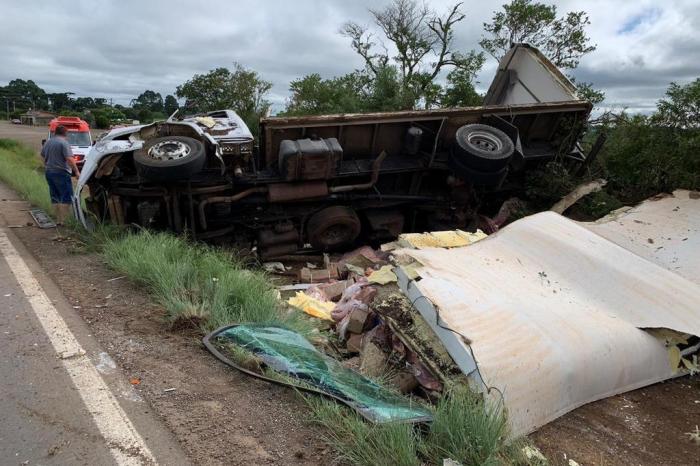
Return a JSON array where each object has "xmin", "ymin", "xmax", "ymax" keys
[{"xmin": 204, "ymin": 324, "xmax": 432, "ymax": 423}]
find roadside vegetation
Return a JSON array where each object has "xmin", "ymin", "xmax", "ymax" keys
[
  {"xmin": 102, "ymin": 231, "xmax": 308, "ymax": 332},
  {"xmin": 525, "ymin": 78, "xmax": 700, "ymax": 217},
  {"xmin": 0, "ymin": 139, "xmax": 52, "ymax": 212},
  {"xmin": 308, "ymin": 389, "xmax": 538, "ymax": 466}
]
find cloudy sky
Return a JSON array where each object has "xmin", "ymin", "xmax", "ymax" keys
[{"xmin": 1, "ymin": 0, "xmax": 698, "ymax": 114}]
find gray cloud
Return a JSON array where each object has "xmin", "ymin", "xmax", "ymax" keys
[{"xmin": 1, "ymin": 0, "xmax": 698, "ymax": 114}]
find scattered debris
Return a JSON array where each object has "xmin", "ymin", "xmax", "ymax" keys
[
  {"xmin": 550, "ymin": 179, "xmax": 607, "ymax": 214},
  {"xmin": 204, "ymin": 324, "xmax": 432, "ymax": 423},
  {"xmin": 367, "ymin": 265, "xmax": 398, "ymax": 285},
  {"xmin": 129, "ymin": 377, "xmax": 141, "ymax": 385},
  {"xmin": 29, "ymin": 208, "xmax": 56, "ymax": 229},
  {"xmin": 262, "ymin": 262, "xmax": 286, "ymax": 273},
  {"xmin": 106, "ymin": 275, "xmax": 126, "ymax": 282},
  {"xmin": 385, "ymin": 229, "xmax": 486, "ymax": 250},
  {"xmin": 685, "ymin": 425, "xmax": 700, "ymax": 445},
  {"xmin": 95, "ymin": 352, "xmax": 116, "ymax": 374},
  {"xmin": 522, "ymin": 445, "xmax": 547, "ymax": 462},
  {"xmin": 58, "ymin": 349, "xmax": 86, "ymax": 360},
  {"xmin": 300, "ymin": 265, "xmax": 340, "ymax": 283},
  {"xmin": 287, "ymin": 291, "xmax": 335, "ymax": 320},
  {"xmin": 163, "ymin": 388, "xmax": 177, "ymax": 393}
]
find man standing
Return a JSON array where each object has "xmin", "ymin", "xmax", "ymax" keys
[{"xmin": 40, "ymin": 125, "xmax": 80, "ymax": 225}]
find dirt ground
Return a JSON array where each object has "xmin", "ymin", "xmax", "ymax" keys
[
  {"xmin": 0, "ymin": 120, "xmax": 48, "ymax": 151},
  {"xmin": 2, "ymin": 123, "xmax": 699, "ymax": 465}
]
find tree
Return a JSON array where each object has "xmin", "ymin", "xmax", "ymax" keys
[
  {"xmin": 440, "ymin": 51, "xmax": 486, "ymax": 107},
  {"xmin": 285, "ymin": 73, "xmax": 366, "ymax": 116},
  {"xmin": 652, "ymin": 78, "xmax": 700, "ymax": 129},
  {"xmin": 164, "ymin": 94, "xmax": 179, "ymax": 115},
  {"xmin": 1, "ymin": 79, "xmax": 48, "ymax": 109},
  {"xmin": 93, "ymin": 107, "xmax": 126, "ymax": 129},
  {"xmin": 176, "ymin": 64, "xmax": 272, "ymax": 133},
  {"xmin": 572, "ymin": 80, "xmax": 605, "ymax": 106},
  {"xmin": 480, "ymin": 0, "xmax": 596, "ymax": 70},
  {"xmin": 131, "ymin": 90, "xmax": 164, "ymax": 113},
  {"xmin": 47, "ymin": 92, "xmax": 74, "ymax": 112},
  {"xmin": 72, "ymin": 97, "xmax": 96, "ymax": 111},
  {"xmin": 341, "ymin": 0, "xmax": 484, "ymax": 109}
]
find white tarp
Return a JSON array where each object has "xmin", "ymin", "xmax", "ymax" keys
[{"xmin": 398, "ymin": 191, "xmax": 700, "ymax": 436}]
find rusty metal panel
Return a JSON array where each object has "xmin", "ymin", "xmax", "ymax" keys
[{"xmin": 396, "ymin": 203, "xmax": 700, "ymax": 436}]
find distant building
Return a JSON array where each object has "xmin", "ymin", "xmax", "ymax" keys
[{"xmin": 20, "ymin": 110, "xmax": 56, "ymax": 126}]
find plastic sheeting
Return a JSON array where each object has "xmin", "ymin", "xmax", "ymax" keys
[
  {"xmin": 204, "ymin": 324, "xmax": 432, "ymax": 423},
  {"xmin": 396, "ymin": 196, "xmax": 700, "ymax": 436}
]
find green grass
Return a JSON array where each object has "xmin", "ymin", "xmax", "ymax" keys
[
  {"xmin": 308, "ymin": 389, "xmax": 537, "ymax": 466},
  {"xmin": 0, "ymin": 139, "xmax": 52, "ymax": 212},
  {"xmin": 308, "ymin": 397, "xmax": 422, "ymax": 466},
  {"xmin": 102, "ymin": 230, "xmax": 309, "ymax": 332}
]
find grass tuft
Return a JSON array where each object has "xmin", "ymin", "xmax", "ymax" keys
[
  {"xmin": 307, "ymin": 396, "xmax": 422, "ymax": 466},
  {"xmin": 308, "ymin": 388, "xmax": 539, "ymax": 466}
]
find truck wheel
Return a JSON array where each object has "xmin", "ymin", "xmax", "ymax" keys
[
  {"xmin": 451, "ymin": 124, "xmax": 514, "ymax": 172},
  {"xmin": 307, "ymin": 206, "xmax": 361, "ymax": 251},
  {"xmin": 134, "ymin": 136, "xmax": 206, "ymax": 181}
]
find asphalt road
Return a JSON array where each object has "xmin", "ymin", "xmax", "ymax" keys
[{"xmin": 0, "ymin": 183, "xmax": 189, "ymax": 465}]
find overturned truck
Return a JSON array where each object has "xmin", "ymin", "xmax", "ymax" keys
[{"xmin": 73, "ymin": 44, "xmax": 594, "ymax": 257}]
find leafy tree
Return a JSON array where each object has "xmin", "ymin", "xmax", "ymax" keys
[
  {"xmin": 176, "ymin": 64, "xmax": 272, "ymax": 134},
  {"xmin": 572, "ymin": 79, "xmax": 605, "ymax": 106},
  {"xmin": 480, "ymin": 0, "xmax": 595, "ymax": 70},
  {"xmin": 341, "ymin": 0, "xmax": 484, "ymax": 109},
  {"xmin": 440, "ymin": 51, "xmax": 486, "ymax": 107},
  {"xmin": 92, "ymin": 107, "xmax": 126, "ymax": 129},
  {"xmin": 164, "ymin": 94, "xmax": 179, "ymax": 115},
  {"xmin": 285, "ymin": 73, "xmax": 366, "ymax": 116},
  {"xmin": 72, "ymin": 97, "xmax": 96, "ymax": 111},
  {"xmin": 652, "ymin": 78, "xmax": 700, "ymax": 129},
  {"xmin": 1, "ymin": 79, "xmax": 48, "ymax": 109},
  {"xmin": 47, "ymin": 92, "xmax": 74, "ymax": 112},
  {"xmin": 131, "ymin": 90, "xmax": 164, "ymax": 113}
]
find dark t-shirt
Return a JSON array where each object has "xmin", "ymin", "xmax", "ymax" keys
[{"xmin": 41, "ymin": 137, "xmax": 72, "ymax": 173}]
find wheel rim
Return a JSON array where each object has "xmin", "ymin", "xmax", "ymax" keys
[
  {"xmin": 467, "ymin": 130, "xmax": 502, "ymax": 152},
  {"xmin": 148, "ymin": 140, "xmax": 192, "ymax": 161}
]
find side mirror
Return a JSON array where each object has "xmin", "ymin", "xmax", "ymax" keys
[
  {"xmin": 41, "ymin": 139, "xmax": 46, "ymax": 146},
  {"xmin": 92, "ymin": 140, "xmax": 96, "ymax": 146}
]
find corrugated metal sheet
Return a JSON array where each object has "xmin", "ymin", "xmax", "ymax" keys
[
  {"xmin": 397, "ymin": 192, "xmax": 700, "ymax": 436},
  {"xmin": 586, "ymin": 190, "xmax": 700, "ymax": 284}
]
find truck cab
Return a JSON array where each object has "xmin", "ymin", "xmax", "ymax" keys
[{"xmin": 47, "ymin": 116, "xmax": 93, "ymax": 168}]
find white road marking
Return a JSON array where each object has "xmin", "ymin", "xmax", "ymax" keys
[{"xmin": 0, "ymin": 229, "xmax": 156, "ymax": 465}]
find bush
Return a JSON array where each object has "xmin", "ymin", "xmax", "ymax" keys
[{"xmin": 596, "ymin": 114, "xmax": 700, "ymax": 201}]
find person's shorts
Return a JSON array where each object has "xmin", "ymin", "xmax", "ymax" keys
[{"xmin": 45, "ymin": 170, "xmax": 73, "ymax": 204}]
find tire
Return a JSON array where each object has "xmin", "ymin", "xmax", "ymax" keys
[
  {"xmin": 451, "ymin": 124, "xmax": 514, "ymax": 172},
  {"xmin": 307, "ymin": 206, "xmax": 361, "ymax": 251},
  {"xmin": 134, "ymin": 136, "xmax": 206, "ymax": 181}
]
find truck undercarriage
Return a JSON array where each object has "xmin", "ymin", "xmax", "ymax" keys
[{"xmin": 73, "ymin": 44, "xmax": 594, "ymax": 258}]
